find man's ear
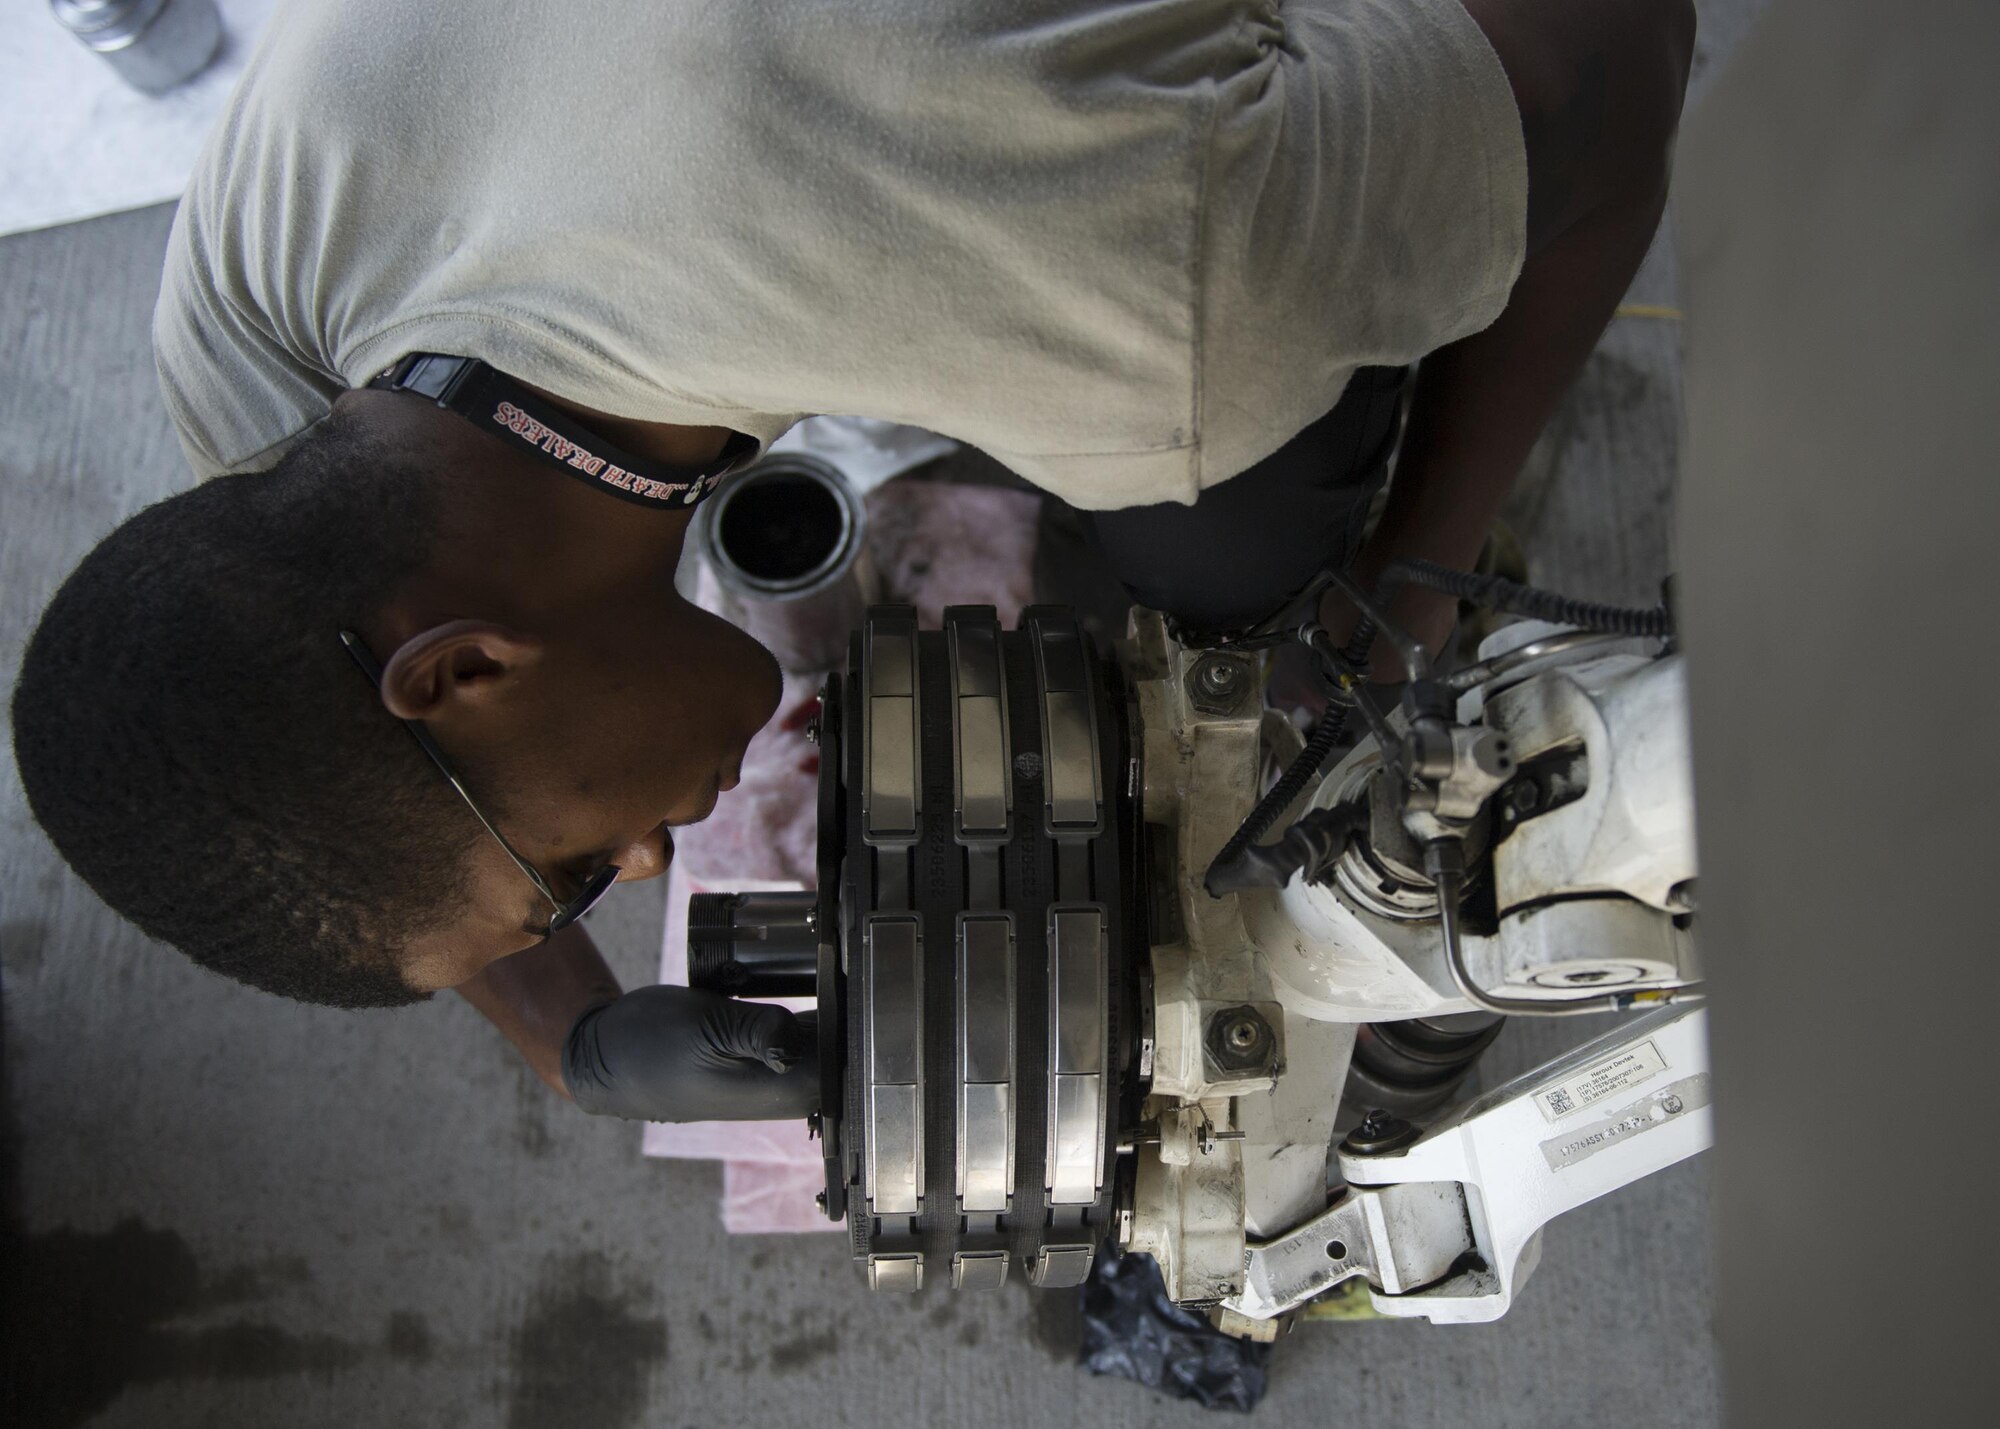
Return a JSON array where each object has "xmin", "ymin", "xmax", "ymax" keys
[{"xmin": 378, "ymin": 620, "xmax": 543, "ymax": 721}]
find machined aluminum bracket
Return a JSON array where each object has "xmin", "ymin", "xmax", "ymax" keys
[{"xmin": 1223, "ymin": 1003, "xmax": 1712, "ymax": 1324}]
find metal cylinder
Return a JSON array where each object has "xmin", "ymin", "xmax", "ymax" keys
[
  {"xmin": 1343, "ymin": 1012, "xmax": 1504, "ymax": 1119},
  {"xmin": 695, "ymin": 454, "xmax": 871, "ymax": 672},
  {"xmin": 686, "ymin": 891, "xmax": 819, "ymax": 998},
  {"xmin": 51, "ymin": 0, "xmax": 223, "ymax": 96}
]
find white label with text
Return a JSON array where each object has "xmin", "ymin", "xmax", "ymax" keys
[{"xmin": 1532, "ymin": 1040, "xmax": 1668, "ymax": 1123}]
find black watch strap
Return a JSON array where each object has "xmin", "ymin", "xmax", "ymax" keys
[{"xmin": 368, "ymin": 353, "xmax": 757, "ymax": 510}]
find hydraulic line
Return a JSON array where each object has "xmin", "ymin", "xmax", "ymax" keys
[
  {"xmin": 1443, "ymin": 629, "xmax": 1627, "ymax": 693},
  {"xmin": 1426, "ymin": 841, "xmax": 1700, "ymax": 1017},
  {"xmin": 1342, "ymin": 680, "xmax": 1407, "ymax": 778}
]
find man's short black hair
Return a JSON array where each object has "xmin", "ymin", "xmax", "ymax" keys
[{"xmin": 11, "ymin": 411, "xmax": 478, "ymax": 1008}]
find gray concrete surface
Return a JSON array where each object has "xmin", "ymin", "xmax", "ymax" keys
[
  {"xmin": 1677, "ymin": 4, "xmax": 1999, "ymax": 1423},
  {"xmin": 2, "ymin": 9, "xmax": 1763, "ymax": 1425}
]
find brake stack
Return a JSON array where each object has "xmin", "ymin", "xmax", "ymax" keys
[{"xmin": 815, "ymin": 605, "xmax": 1134, "ymax": 1291}]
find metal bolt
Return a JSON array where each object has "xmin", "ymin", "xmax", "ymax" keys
[
  {"xmin": 1198, "ymin": 657, "xmax": 1244, "ymax": 696},
  {"xmin": 815, "ymin": 1190, "xmax": 830, "ymax": 1212},
  {"xmin": 1196, "ymin": 1125, "xmax": 1246, "ymax": 1156},
  {"xmin": 804, "ymin": 719, "xmax": 820, "ymax": 744},
  {"xmin": 1188, "ymin": 654, "xmax": 1252, "ymax": 714},
  {"xmin": 1205, "ymin": 1005, "xmax": 1274, "ymax": 1073},
  {"xmin": 1341, "ymin": 1107, "xmax": 1419, "ymax": 1157}
]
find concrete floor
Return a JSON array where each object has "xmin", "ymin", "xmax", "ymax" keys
[{"xmin": 1, "ymin": 8, "xmax": 1762, "ymax": 1425}]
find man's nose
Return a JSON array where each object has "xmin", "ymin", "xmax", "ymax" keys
[{"xmin": 613, "ymin": 826, "xmax": 675, "ymax": 883}]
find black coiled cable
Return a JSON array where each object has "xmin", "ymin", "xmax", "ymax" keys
[
  {"xmin": 1201, "ymin": 561, "xmax": 1669, "ymax": 898},
  {"xmin": 1204, "ymin": 799, "xmax": 1370, "ymax": 897},
  {"xmin": 1379, "ymin": 558, "xmax": 1674, "ymax": 639},
  {"xmin": 1202, "ymin": 618, "xmax": 1375, "ymax": 897}
]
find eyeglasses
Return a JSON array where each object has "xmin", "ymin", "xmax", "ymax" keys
[{"xmin": 339, "ymin": 631, "xmax": 619, "ymax": 936}]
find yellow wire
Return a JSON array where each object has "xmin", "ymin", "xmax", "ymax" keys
[{"xmin": 1614, "ymin": 303, "xmax": 1684, "ymax": 321}]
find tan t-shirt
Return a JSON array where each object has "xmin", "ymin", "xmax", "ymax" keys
[{"xmin": 154, "ymin": 0, "xmax": 1525, "ymax": 510}]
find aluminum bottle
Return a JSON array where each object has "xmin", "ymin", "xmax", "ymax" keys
[
  {"xmin": 695, "ymin": 455, "xmax": 875, "ymax": 673},
  {"xmin": 50, "ymin": 0, "xmax": 223, "ymax": 96}
]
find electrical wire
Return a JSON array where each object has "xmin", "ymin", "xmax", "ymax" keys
[
  {"xmin": 1344, "ymin": 681, "xmax": 1408, "ymax": 780},
  {"xmin": 1379, "ymin": 559, "xmax": 1674, "ymax": 640},
  {"xmin": 1326, "ymin": 568, "xmax": 1432, "ymax": 681},
  {"xmin": 1201, "ymin": 617, "xmax": 1376, "ymax": 897},
  {"xmin": 1203, "ymin": 800, "xmax": 1370, "ymax": 896}
]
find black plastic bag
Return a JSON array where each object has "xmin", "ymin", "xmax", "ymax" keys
[{"xmin": 1078, "ymin": 1249, "xmax": 1272, "ymax": 1412}]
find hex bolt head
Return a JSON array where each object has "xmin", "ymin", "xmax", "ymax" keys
[
  {"xmin": 1188, "ymin": 655, "xmax": 1253, "ymax": 714},
  {"xmin": 1204, "ymin": 1005, "xmax": 1275, "ymax": 1072}
]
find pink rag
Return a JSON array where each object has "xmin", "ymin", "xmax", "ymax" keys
[{"xmin": 645, "ymin": 477, "xmax": 1041, "ymax": 1232}]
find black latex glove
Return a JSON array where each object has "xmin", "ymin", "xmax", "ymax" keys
[{"xmin": 561, "ymin": 985, "xmax": 819, "ymax": 1122}]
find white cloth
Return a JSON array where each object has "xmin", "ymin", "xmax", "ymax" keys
[
  {"xmin": 0, "ymin": 0, "xmax": 280, "ymax": 239},
  {"xmin": 154, "ymin": 0, "xmax": 1525, "ymax": 509}
]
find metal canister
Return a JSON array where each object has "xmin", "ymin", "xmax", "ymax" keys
[
  {"xmin": 50, "ymin": 0, "xmax": 223, "ymax": 96},
  {"xmin": 695, "ymin": 454, "xmax": 874, "ymax": 673}
]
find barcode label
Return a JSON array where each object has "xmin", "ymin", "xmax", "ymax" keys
[{"xmin": 1533, "ymin": 1040, "xmax": 1668, "ymax": 1123}]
